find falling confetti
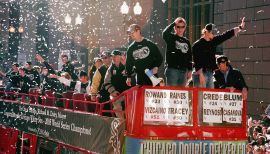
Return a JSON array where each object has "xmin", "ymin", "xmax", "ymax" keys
[{"xmin": 257, "ymin": 10, "xmax": 264, "ymax": 14}]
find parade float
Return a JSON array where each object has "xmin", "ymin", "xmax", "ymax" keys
[{"xmin": 0, "ymin": 85, "xmax": 246, "ymax": 154}]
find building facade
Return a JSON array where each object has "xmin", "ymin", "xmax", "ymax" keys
[
  {"xmin": 215, "ymin": 0, "xmax": 270, "ymax": 117},
  {"xmin": 167, "ymin": 0, "xmax": 270, "ymax": 117}
]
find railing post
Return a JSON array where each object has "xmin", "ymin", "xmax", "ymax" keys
[{"xmin": 21, "ymin": 94, "xmax": 24, "ymax": 103}]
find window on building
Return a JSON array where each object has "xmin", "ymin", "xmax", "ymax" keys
[{"xmin": 168, "ymin": 0, "xmax": 213, "ymax": 44}]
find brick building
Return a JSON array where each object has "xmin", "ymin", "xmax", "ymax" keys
[
  {"xmin": 213, "ymin": 0, "xmax": 270, "ymax": 117},
  {"xmin": 89, "ymin": 0, "xmax": 270, "ymax": 117},
  {"xmin": 167, "ymin": 0, "xmax": 270, "ymax": 117}
]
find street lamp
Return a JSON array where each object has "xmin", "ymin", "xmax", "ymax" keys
[
  {"xmin": 64, "ymin": 13, "xmax": 72, "ymax": 25},
  {"xmin": 120, "ymin": 1, "xmax": 142, "ymax": 25},
  {"xmin": 120, "ymin": 1, "xmax": 129, "ymax": 15},
  {"xmin": 18, "ymin": 25, "xmax": 24, "ymax": 33},
  {"xmin": 120, "ymin": 1, "xmax": 142, "ymax": 16},
  {"xmin": 8, "ymin": 25, "xmax": 24, "ymax": 33},
  {"xmin": 133, "ymin": 2, "xmax": 142, "ymax": 24},
  {"xmin": 64, "ymin": 12, "xmax": 83, "ymax": 56},
  {"xmin": 133, "ymin": 2, "xmax": 142, "ymax": 15},
  {"xmin": 9, "ymin": 25, "xmax": 15, "ymax": 33},
  {"xmin": 64, "ymin": 13, "xmax": 82, "ymax": 36},
  {"xmin": 120, "ymin": 1, "xmax": 129, "ymax": 32},
  {"xmin": 75, "ymin": 14, "xmax": 82, "ymax": 25},
  {"xmin": 120, "ymin": 1, "xmax": 142, "ymax": 46}
]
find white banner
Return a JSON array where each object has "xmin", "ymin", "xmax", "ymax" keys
[
  {"xmin": 144, "ymin": 89, "xmax": 190, "ymax": 125},
  {"xmin": 202, "ymin": 92, "xmax": 243, "ymax": 124}
]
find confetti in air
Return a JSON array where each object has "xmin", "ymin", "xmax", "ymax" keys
[{"xmin": 257, "ymin": 10, "xmax": 264, "ymax": 14}]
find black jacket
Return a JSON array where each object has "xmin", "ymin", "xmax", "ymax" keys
[
  {"xmin": 104, "ymin": 63, "xmax": 130, "ymax": 94},
  {"xmin": 40, "ymin": 75, "xmax": 65, "ymax": 94},
  {"xmin": 18, "ymin": 75, "xmax": 33, "ymax": 94},
  {"xmin": 214, "ymin": 65, "xmax": 248, "ymax": 90},
  {"xmin": 62, "ymin": 61, "xmax": 78, "ymax": 81},
  {"xmin": 126, "ymin": 38, "xmax": 163, "ymax": 85},
  {"xmin": 193, "ymin": 29, "xmax": 235, "ymax": 71},
  {"xmin": 5, "ymin": 70, "xmax": 20, "ymax": 88},
  {"xmin": 25, "ymin": 69, "xmax": 40, "ymax": 87},
  {"xmin": 162, "ymin": 22, "xmax": 192, "ymax": 70}
]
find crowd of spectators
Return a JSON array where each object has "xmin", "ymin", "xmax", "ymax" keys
[
  {"xmin": 0, "ymin": 52, "xmax": 131, "ymax": 117},
  {"xmin": 247, "ymin": 112, "xmax": 270, "ymax": 154}
]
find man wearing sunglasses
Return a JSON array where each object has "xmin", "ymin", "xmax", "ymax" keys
[
  {"xmin": 214, "ymin": 55, "xmax": 248, "ymax": 100},
  {"xmin": 162, "ymin": 17, "xmax": 192, "ymax": 87},
  {"xmin": 192, "ymin": 17, "xmax": 245, "ymax": 88}
]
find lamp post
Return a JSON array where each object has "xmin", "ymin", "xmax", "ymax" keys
[
  {"xmin": 8, "ymin": 25, "xmax": 16, "ymax": 33},
  {"xmin": 120, "ymin": 1, "xmax": 129, "ymax": 31},
  {"xmin": 8, "ymin": 25, "xmax": 23, "ymax": 34},
  {"xmin": 120, "ymin": 1, "xmax": 142, "ymax": 46},
  {"xmin": 120, "ymin": 1, "xmax": 129, "ymax": 15},
  {"xmin": 133, "ymin": 2, "xmax": 142, "ymax": 15},
  {"xmin": 120, "ymin": 1, "xmax": 142, "ymax": 22},
  {"xmin": 64, "ymin": 13, "xmax": 72, "ymax": 25},
  {"xmin": 75, "ymin": 14, "xmax": 82, "ymax": 25},
  {"xmin": 64, "ymin": 13, "xmax": 82, "ymax": 44},
  {"xmin": 18, "ymin": 25, "xmax": 24, "ymax": 33},
  {"xmin": 63, "ymin": 13, "xmax": 83, "ymax": 70},
  {"xmin": 133, "ymin": 2, "xmax": 142, "ymax": 23}
]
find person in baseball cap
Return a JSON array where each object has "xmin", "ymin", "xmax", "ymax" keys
[
  {"xmin": 100, "ymin": 51, "xmax": 111, "ymax": 59},
  {"xmin": 192, "ymin": 17, "xmax": 246, "ymax": 88},
  {"xmin": 111, "ymin": 50, "xmax": 122, "ymax": 56},
  {"xmin": 12, "ymin": 63, "xmax": 19, "ymax": 68},
  {"xmin": 94, "ymin": 57, "xmax": 102, "ymax": 63},
  {"xmin": 216, "ymin": 55, "xmax": 229, "ymax": 65},
  {"xmin": 103, "ymin": 49, "xmax": 130, "ymax": 118},
  {"xmin": 204, "ymin": 23, "xmax": 218, "ymax": 35},
  {"xmin": 127, "ymin": 24, "xmax": 141, "ymax": 34},
  {"xmin": 90, "ymin": 50, "xmax": 112, "ymax": 107},
  {"xmin": 214, "ymin": 55, "xmax": 248, "ymax": 100},
  {"xmin": 125, "ymin": 23, "xmax": 163, "ymax": 86}
]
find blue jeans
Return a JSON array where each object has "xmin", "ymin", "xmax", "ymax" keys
[
  {"xmin": 165, "ymin": 67, "xmax": 188, "ymax": 86},
  {"xmin": 192, "ymin": 70, "xmax": 214, "ymax": 88}
]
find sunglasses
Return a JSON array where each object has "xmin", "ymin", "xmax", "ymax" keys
[{"xmin": 176, "ymin": 25, "xmax": 185, "ymax": 29}]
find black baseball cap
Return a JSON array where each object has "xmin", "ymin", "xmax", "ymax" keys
[
  {"xmin": 111, "ymin": 50, "xmax": 122, "ymax": 56},
  {"xmin": 127, "ymin": 24, "xmax": 141, "ymax": 34},
  {"xmin": 12, "ymin": 63, "xmax": 19, "ymax": 67},
  {"xmin": 205, "ymin": 23, "xmax": 218, "ymax": 34},
  {"xmin": 100, "ymin": 51, "xmax": 111, "ymax": 59},
  {"xmin": 79, "ymin": 71, "xmax": 87, "ymax": 77},
  {"xmin": 93, "ymin": 57, "xmax": 102, "ymax": 63},
  {"xmin": 217, "ymin": 55, "xmax": 229, "ymax": 64},
  {"xmin": 26, "ymin": 61, "xmax": 32, "ymax": 65}
]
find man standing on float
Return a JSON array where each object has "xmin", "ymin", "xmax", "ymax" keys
[{"xmin": 192, "ymin": 17, "xmax": 246, "ymax": 88}]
